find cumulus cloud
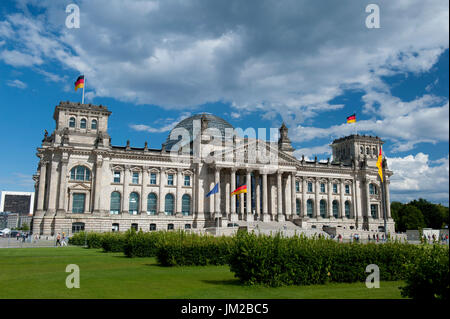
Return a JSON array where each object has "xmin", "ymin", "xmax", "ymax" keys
[
  {"xmin": 130, "ymin": 112, "xmax": 191, "ymax": 133},
  {"xmin": 387, "ymin": 153, "xmax": 449, "ymax": 205},
  {"xmin": 6, "ymin": 79, "xmax": 27, "ymax": 89},
  {"xmin": 293, "ymin": 143, "xmax": 332, "ymax": 160}
]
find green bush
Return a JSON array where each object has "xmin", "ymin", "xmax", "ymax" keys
[
  {"xmin": 229, "ymin": 231, "xmax": 426, "ymax": 287},
  {"xmin": 156, "ymin": 232, "xmax": 234, "ymax": 266},
  {"xmin": 68, "ymin": 231, "xmax": 86, "ymax": 246},
  {"xmin": 400, "ymin": 245, "xmax": 449, "ymax": 300},
  {"xmin": 124, "ymin": 229, "xmax": 179, "ymax": 257},
  {"xmin": 101, "ymin": 232, "xmax": 127, "ymax": 252}
]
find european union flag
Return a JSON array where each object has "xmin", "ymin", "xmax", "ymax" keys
[{"xmin": 206, "ymin": 183, "xmax": 219, "ymax": 197}]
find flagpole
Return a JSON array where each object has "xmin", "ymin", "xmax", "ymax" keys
[{"xmin": 82, "ymin": 76, "xmax": 85, "ymax": 104}]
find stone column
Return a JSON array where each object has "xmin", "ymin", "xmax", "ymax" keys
[
  {"xmin": 57, "ymin": 159, "xmax": 68, "ymax": 213},
  {"xmin": 277, "ymin": 171, "xmax": 284, "ymax": 221},
  {"xmin": 225, "ymin": 170, "xmax": 230, "ymax": 218},
  {"xmin": 384, "ymin": 178, "xmax": 391, "ymax": 218},
  {"xmin": 291, "ymin": 173, "xmax": 296, "ymax": 217},
  {"xmin": 340, "ymin": 178, "xmax": 345, "ymax": 218},
  {"xmin": 141, "ymin": 167, "xmax": 149, "ymax": 214},
  {"xmin": 47, "ymin": 158, "xmax": 59, "ymax": 214},
  {"xmin": 36, "ymin": 161, "xmax": 48, "ymax": 212},
  {"xmin": 158, "ymin": 168, "xmax": 165, "ymax": 215},
  {"xmin": 255, "ymin": 172, "xmax": 260, "ymax": 218},
  {"xmin": 246, "ymin": 169, "xmax": 252, "ymax": 220},
  {"xmin": 314, "ymin": 178, "xmax": 319, "ymax": 218},
  {"xmin": 230, "ymin": 168, "xmax": 237, "ymax": 221},
  {"xmin": 176, "ymin": 168, "xmax": 183, "ymax": 216},
  {"xmin": 365, "ymin": 178, "xmax": 371, "ymax": 218},
  {"xmin": 327, "ymin": 179, "xmax": 332, "ymax": 218},
  {"xmin": 285, "ymin": 174, "xmax": 292, "ymax": 218},
  {"xmin": 214, "ymin": 167, "xmax": 221, "ymax": 216},
  {"xmin": 123, "ymin": 165, "xmax": 130, "ymax": 214},
  {"xmin": 239, "ymin": 173, "xmax": 245, "ymax": 217},
  {"xmin": 353, "ymin": 179, "xmax": 360, "ymax": 224},
  {"xmin": 93, "ymin": 158, "xmax": 102, "ymax": 213},
  {"xmin": 301, "ymin": 178, "xmax": 307, "ymax": 217},
  {"xmin": 262, "ymin": 172, "xmax": 269, "ymax": 221}
]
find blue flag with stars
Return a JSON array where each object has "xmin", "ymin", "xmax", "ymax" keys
[{"xmin": 206, "ymin": 183, "xmax": 219, "ymax": 197}]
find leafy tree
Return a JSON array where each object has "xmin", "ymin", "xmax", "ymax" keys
[
  {"xmin": 410, "ymin": 198, "xmax": 446, "ymax": 229},
  {"xmin": 390, "ymin": 201, "xmax": 404, "ymax": 231},
  {"xmin": 20, "ymin": 223, "xmax": 30, "ymax": 231},
  {"xmin": 399, "ymin": 205, "xmax": 426, "ymax": 231}
]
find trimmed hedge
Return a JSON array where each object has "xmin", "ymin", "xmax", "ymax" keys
[
  {"xmin": 400, "ymin": 244, "xmax": 449, "ymax": 300},
  {"xmin": 228, "ymin": 232, "xmax": 427, "ymax": 287},
  {"xmin": 101, "ymin": 232, "xmax": 127, "ymax": 252}
]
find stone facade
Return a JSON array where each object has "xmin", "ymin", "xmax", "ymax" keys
[{"xmin": 31, "ymin": 101, "xmax": 395, "ymax": 235}]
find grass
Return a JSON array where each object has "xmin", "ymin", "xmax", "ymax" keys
[{"xmin": 0, "ymin": 247, "xmax": 406, "ymax": 299}]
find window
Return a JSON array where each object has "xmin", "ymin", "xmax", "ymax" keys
[
  {"xmin": 147, "ymin": 193, "xmax": 157, "ymax": 215},
  {"xmin": 307, "ymin": 199, "xmax": 314, "ymax": 217},
  {"xmin": 112, "ymin": 223, "xmax": 119, "ymax": 232},
  {"xmin": 295, "ymin": 181, "xmax": 300, "ymax": 193},
  {"xmin": 72, "ymin": 222, "xmax": 85, "ymax": 233},
  {"xmin": 113, "ymin": 171, "xmax": 121, "ymax": 183},
  {"xmin": 149, "ymin": 224, "xmax": 157, "ymax": 231},
  {"xmin": 131, "ymin": 223, "xmax": 138, "ymax": 231},
  {"xmin": 366, "ymin": 147, "xmax": 370, "ymax": 155},
  {"xmin": 320, "ymin": 183, "xmax": 325, "ymax": 193},
  {"xmin": 332, "ymin": 200, "xmax": 339, "ymax": 218},
  {"xmin": 150, "ymin": 173, "xmax": 157, "ymax": 185},
  {"xmin": 185, "ymin": 224, "xmax": 191, "ymax": 230},
  {"xmin": 307, "ymin": 182, "xmax": 313, "ymax": 192},
  {"xmin": 167, "ymin": 223, "xmax": 174, "ymax": 230},
  {"xmin": 132, "ymin": 172, "xmax": 139, "ymax": 184},
  {"xmin": 80, "ymin": 118, "xmax": 87, "ymax": 129},
  {"xmin": 333, "ymin": 184, "xmax": 338, "ymax": 194},
  {"xmin": 165, "ymin": 193, "xmax": 174, "ymax": 215},
  {"xmin": 345, "ymin": 201, "xmax": 351, "ymax": 218},
  {"xmin": 69, "ymin": 117, "xmax": 76, "ymax": 128},
  {"xmin": 167, "ymin": 174, "xmax": 174, "ymax": 185},
  {"xmin": 72, "ymin": 193, "xmax": 86, "ymax": 213},
  {"xmin": 129, "ymin": 192, "xmax": 139, "ymax": 215},
  {"xmin": 320, "ymin": 200, "xmax": 327, "ymax": 217},
  {"xmin": 345, "ymin": 184, "xmax": 350, "ymax": 194},
  {"xmin": 372, "ymin": 147, "xmax": 377, "ymax": 156},
  {"xmin": 182, "ymin": 194, "xmax": 191, "ymax": 216},
  {"xmin": 70, "ymin": 166, "xmax": 91, "ymax": 181},
  {"xmin": 110, "ymin": 192, "xmax": 121, "ymax": 214},
  {"xmin": 360, "ymin": 146, "xmax": 364, "ymax": 154},
  {"xmin": 184, "ymin": 175, "xmax": 191, "ymax": 186},
  {"xmin": 371, "ymin": 204, "xmax": 378, "ymax": 219},
  {"xmin": 296, "ymin": 199, "xmax": 301, "ymax": 215},
  {"xmin": 369, "ymin": 183, "xmax": 377, "ymax": 195},
  {"xmin": 91, "ymin": 119, "xmax": 98, "ymax": 129}
]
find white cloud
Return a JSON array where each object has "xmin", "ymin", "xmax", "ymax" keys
[
  {"xmin": 130, "ymin": 112, "xmax": 191, "ymax": 133},
  {"xmin": 293, "ymin": 143, "xmax": 332, "ymax": 160},
  {"xmin": 387, "ymin": 153, "xmax": 449, "ymax": 205},
  {"xmin": 6, "ymin": 79, "xmax": 27, "ymax": 89}
]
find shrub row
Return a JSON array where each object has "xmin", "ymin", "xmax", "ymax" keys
[
  {"xmin": 228, "ymin": 232, "xmax": 435, "ymax": 287},
  {"xmin": 68, "ymin": 231, "xmax": 128, "ymax": 251}
]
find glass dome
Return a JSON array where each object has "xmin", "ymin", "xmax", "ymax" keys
[{"xmin": 163, "ymin": 113, "xmax": 234, "ymax": 151}]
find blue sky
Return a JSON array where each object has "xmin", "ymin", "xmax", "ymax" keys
[{"xmin": 0, "ymin": 0, "xmax": 448, "ymax": 205}]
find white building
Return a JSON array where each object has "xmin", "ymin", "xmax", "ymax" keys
[{"xmin": 31, "ymin": 101, "xmax": 394, "ymax": 235}]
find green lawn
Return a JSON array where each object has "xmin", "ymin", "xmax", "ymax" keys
[{"xmin": 0, "ymin": 247, "xmax": 406, "ymax": 299}]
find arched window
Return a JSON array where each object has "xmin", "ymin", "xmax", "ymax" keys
[
  {"xmin": 147, "ymin": 193, "xmax": 157, "ymax": 215},
  {"xmin": 369, "ymin": 183, "xmax": 376, "ymax": 195},
  {"xmin": 307, "ymin": 199, "xmax": 314, "ymax": 217},
  {"xmin": 320, "ymin": 200, "xmax": 327, "ymax": 218},
  {"xmin": 360, "ymin": 146, "xmax": 364, "ymax": 154},
  {"xmin": 366, "ymin": 147, "xmax": 370, "ymax": 155},
  {"xmin": 296, "ymin": 199, "xmax": 301, "ymax": 215},
  {"xmin": 80, "ymin": 118, "xmax": 87, "ymax": 129},
  {"xmin": 91, "ymin": 119, "xmax": 98, "ymax": 129},
  {"xmin": 185, "ymin": 224, "xmax": 191, "ymax": 229},
  {"xmin": 332, "ymin": 200, "xmax": 339, "ymax": 218},
  {"xmin": 69, "ymin": 117, "xmax": 76, "ymax": 128},
  {"xmin": 110, "ymin": 192, "xmax": 121, "ymax": 214},
  {"xmin": 129, "ymin": 192, "xmax": 139, "ymax": 215},
  {"xmin": 345, "ymin": 201, "xmax": 351, "ymax": 218},
  {"xmin": 72, "ymin": 222, "xmax": 85, "ymax": 233},
  {"xmin": 70, "ymin": 166, "xmax": 91, "ymax": 181},
  {"xmin": 165, "ymin": 193, "xmax": 174, "ymax": 215},
  {"xmin": 182, "ymin": 194, "xmax": 191, "ymax": 216}
]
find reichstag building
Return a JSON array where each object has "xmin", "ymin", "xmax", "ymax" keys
[{"xmin": 32, "ymin": 101, "xmax": 394, "ymax": 235}]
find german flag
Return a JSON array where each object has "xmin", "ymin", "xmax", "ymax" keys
[
  {"xmin": 346, "ymin": 113, "xmax": 356, "ymax": 123},
  {"xmin": 74, "ymin": 75, "xmax": 85, "ymax": 91},
  {"xmin": 231, "ymin": 185, "xmax": 247, "ymax": 196},
  {"xmin": 376, "ymin": 146, "xmax": 383, "ymax": 182}
]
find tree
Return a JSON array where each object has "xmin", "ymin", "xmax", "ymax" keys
[
  {"xmin": 391, "ymin": 201, "xmax": 405, "ymax": 232},
  {"xmin": 20, "ymin": 223, "xmax": 30, "ymax": 231},
  {"xmin": 399, "ymin": 205, "xmax": 426, "ymax": 231},
  {"xmin": 410, "ymin": 198, "xmax": 447, "ymax": 229}
]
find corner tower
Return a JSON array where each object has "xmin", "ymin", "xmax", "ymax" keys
[{"xmin": 331, "ymin": 134, "xmax": 384, "ymax": 168}]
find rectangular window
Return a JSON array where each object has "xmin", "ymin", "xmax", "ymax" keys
[
  {"xmin": 72, "ymin": 193, "xmax": 85, "ymax": 213},
  {"xmin": 150, "ymin": 173, "xmax": 157, "ymax": 185},
  {"xmin": 168, "ymin": 174, "xmax": 174, "ymax": 185},
  {"xmin": 371, "ymin": 204, "xmax": 378, "ymax": 219},
  {"xmin": 307, "ymin": 182, "xmax": 313, "ymax": 192},
  {"xmin": 295, "ymin": 181, "xmax": 300, "ymax": 193},
  {"xmin": 333, "ymin": 184, "xmax": 338, "ymax": 194},
  {"xmin": 184, "ymin": 175, "xmax": 191, "ymax": 186},
  {"xmin": 114, "ymin": 171, "xmax": 121, "ymax": 183},
  {"xmin": 132, "ymin": 172, "xmax": 139, "ymax": 184},
  {"xmin": 320, "ymin": 183, "xmax": 325, "ymax": 193},
  {"xmin": 345, "ymin": 184, "xmax": 350, "ymax": 194}
]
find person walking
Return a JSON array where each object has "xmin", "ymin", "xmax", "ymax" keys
[{"xmin": 56, "ymin": 233, "xmax": 61, "ymax": 247}]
